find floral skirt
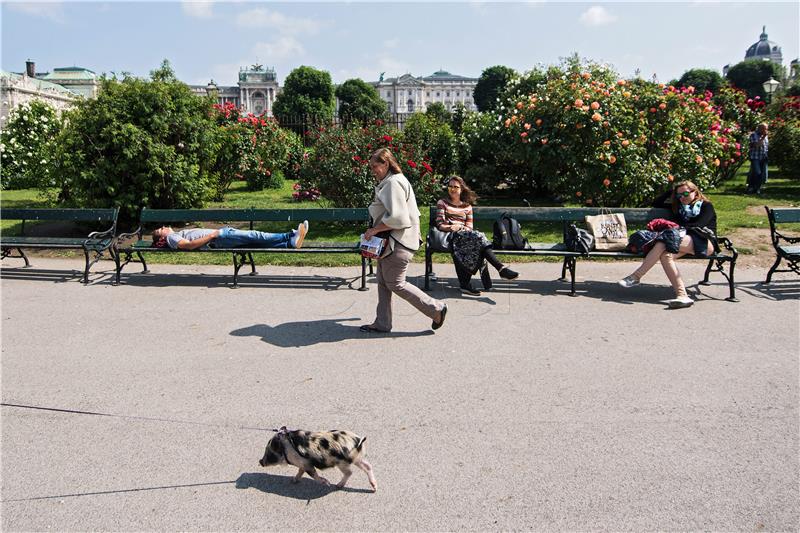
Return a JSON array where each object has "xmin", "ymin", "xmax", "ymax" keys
[{"xmin": 451, "ymin": 229, "xmax": 491, "ymax": 274}]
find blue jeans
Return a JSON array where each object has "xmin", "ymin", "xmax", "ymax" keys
[
  {"xmin": 211, "ymin": 228, "xmax": 293, "ymax": 248},
  {"xmin": 747, "ymin": 158, "xmax": 768, "ymax": 192}
]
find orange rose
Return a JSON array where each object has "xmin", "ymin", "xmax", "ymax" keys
[
  {"xmin": 590, "ymin": 101, "xmax": 600, "ymax": 110},
  {"xmin": 603, "ymin": 179, "xmax": 611, "ymax": 187},
  {"xmin": 591, "ymin": 113, "xmax": 602, "ymax": 122}
]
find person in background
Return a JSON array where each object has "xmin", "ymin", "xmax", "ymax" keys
[
  {"xmin": 746, "ymin": 123, "xmax": 769, "ymax": 195},
  {"xmin": 360, "ymin": 148, "xmax": 447, "ymax": 333},
  {"xmin": 435, "ymin": 175, "xmax": 519, "ymax": 296},
  {"xmin": 618, "ymin": 180, "xmax": 718, "ymax": 309}
]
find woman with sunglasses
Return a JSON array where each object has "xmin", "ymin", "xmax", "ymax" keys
[
  {"xmin": 435, "ymin": 176, "xmax": 519, "ymax": 296},
  {"xmin": 618, "ymin": 180, "xmax": 718, "ymax": 309}
]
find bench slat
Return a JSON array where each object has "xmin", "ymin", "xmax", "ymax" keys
[
  {"xmin": 432, "ymin": 206, "xmax": 673, "ymax": 224},
  {"xmin": 770, "ymin": 208, "xmax": 800, "ymax": 224},
  {"xmin": 1, "ymin": 208, "xmax": 118, "ymax": 222},
  {"xmin": 139, "ymin": 208, "xmax": 370, "ymax": 224}
]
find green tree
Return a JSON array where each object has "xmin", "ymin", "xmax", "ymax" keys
[
  {"xmin": 676, "ymin": 68, "xmax": 725, "ymax": 94},
  {"xmin": 725, "ymin": 60, "xmax": 783, "ymax": 99},
  {"xmin": 335, "ymin": 78, "xmax": 387, "ymax": 125},
  {"xmin": 55, "ymin": 60, "xmax": 218, "ymax": 221},
  {"xmin": 273, "ymin": 66, "xmax": 335, "ymax": 129},
  {"xmin": 473, "ymin": 65, "xmax": 516, "ymax": 112},
  {"xmin": 424, "ymin": 102, "xmax": 451, "ymax": 124},
  {"xmin": 402, "ymin": 112, "xmax": 458, "ymax": 177},
  {"xmin": 0, "ymin": 100, "xmax": 63, "ymax": 190}
]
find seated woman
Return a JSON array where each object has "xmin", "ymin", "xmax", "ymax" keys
[
  {"xmin": 152, "ymin": 221, "xmax": 308, "ymax": 250},
  {"xmin": 435, "ymin": 176, "xmax": 518, "ymax": 296},
  {"xmin": 618, "ymin": 180, "xmax": 718, "ymax": 308}
]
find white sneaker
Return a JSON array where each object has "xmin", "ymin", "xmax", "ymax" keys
[
  {"xmin": 618, "ymin": 275, "xmax": 640, "ymax": 288},
  {"xmin": 668, "ymin": 296, "xmax": 694, "ymax": 309},
  {"xmin": 291, "ymin": 220, "xmax": 308, "ymax": 248}
]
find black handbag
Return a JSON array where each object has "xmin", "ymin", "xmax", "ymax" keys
[
  {"xmin": 564, "ymin": 224, "xmax": 595, "ymax": 255},
  {"xmin": 428, "ymin": 227, "xmax": 453, "ymax": 252}
]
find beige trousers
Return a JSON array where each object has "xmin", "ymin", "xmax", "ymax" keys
[
  {"xmin": 372, "ymin": 246, "xmax": 444, "ymax": 331},
  {"xmin": 632, "ymin": 236, "xmax": 713, "ymax": 298}
]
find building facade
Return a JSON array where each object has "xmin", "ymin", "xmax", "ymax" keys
[
  {"xmin": 190, "ymin": 64, "xmax": 280, "ymax": 116},
  {"xmin": 1, "ymin": 71, "xmax": 76, "ymax": 125},
  {"xmin": 723, "ymin": 26, "xmax": 788, "ymax": 77},
  {"xmin": 370, "ymin": 70, "xmax": 478, "ymax": 116},
  {"xmin": 39, "ymin": 66, "xmax": 98, "ymax": 98}
]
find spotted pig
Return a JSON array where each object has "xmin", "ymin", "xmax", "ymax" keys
[{"xmin": 259, "ymin": 426, "xmax": 377, "ymax": 491}]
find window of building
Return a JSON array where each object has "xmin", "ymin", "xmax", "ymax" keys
[
  {"xmin": 436, "ymin": 92, "xmax": 440, "ymax": 97},
  {"xmin": 407, "ymin": 99, "xmax": 414, "ymax": 113},
  {"xmin": 456, "ymin": 92, "xmax": 460, "ymax": 97},
  {"xmin": 426, "ymin": 91, "xmax": 430, "ymax": 97}
]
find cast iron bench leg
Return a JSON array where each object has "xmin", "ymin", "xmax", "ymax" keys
[
  {"xmin": 82, "ymin": 248, "xmax": 91, "ymax": 284},
  {"xmin": 424, "ymin": 250, "xmax": 432, "ymax": 291},
  {"xmin": 559, "ymin": 257, "xmax": 568, "ymax": 281},
  {"xmin": 248, "ymin": 252, "xmax": 257, "ymax": 276},
  {"xmin": 358, "ymin": 256, "xmax": 368, "ymax": 291},
  {"xmin": 765, "ymin": 255, "xmax": 782, "ymax": 284},
  {"xmin": 567, "ymin": 257, "xmax": 577, "ymax": 296},
  {"xmin": 726, "ymin": 259, "xmax": 738, "ymax": 301},
  {"xmin": 17, "ymin": 248, "xmax": 31, "ymax": 268},
  {"xmin": 232, "ymin": 253, "xmax": 245, "ymax": 289},
  {"xmin": 137, "ymin": 252, "xmax": 149, "ymax": 274}
]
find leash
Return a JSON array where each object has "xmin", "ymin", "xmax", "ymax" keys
[{"xmin": 1, "ymin": 402, "xmax": 280, "ymax": 433}]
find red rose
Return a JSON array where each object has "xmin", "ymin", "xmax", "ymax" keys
[{"xmin": 407, "ymin": 160, "xmax": 417, "ymax": 168}]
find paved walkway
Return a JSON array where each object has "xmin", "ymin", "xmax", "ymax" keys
[{"xmin": 1, "ymin": 258, "xmax": 798, "ymax": 530}]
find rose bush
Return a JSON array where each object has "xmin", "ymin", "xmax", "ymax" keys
[
  {"xmin": 211, "ymin": 103, "xmax": 293, "ymax": 193},
  {"xmin": 500, "ymin": 60, "xmax": 741, "ymax": 206},
  {"xmin": 0, "ymin": 100, "xmax": 62, "ymax": 190},
  {"xmin": 297, "ymin": 121, "xmax": 439, "ymax": 208}
]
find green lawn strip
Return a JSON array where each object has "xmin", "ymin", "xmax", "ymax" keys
[{"xmin": 2, "ymin": 166, "xmax": 797, "ymax": 267}]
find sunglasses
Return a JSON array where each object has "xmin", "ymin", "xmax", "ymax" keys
[{"xmin": 676, "ymin": 190, "xmax": 694, "ymax": 197}]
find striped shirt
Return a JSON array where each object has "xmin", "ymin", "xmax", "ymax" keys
[{"xmin": 435, "ymin": 199, "xmax": 473, "ymax": 230}]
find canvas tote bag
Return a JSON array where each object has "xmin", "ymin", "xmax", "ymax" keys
[{"xmin": 585, "ymin": 209, "xmax": 628, "ymax": 251}]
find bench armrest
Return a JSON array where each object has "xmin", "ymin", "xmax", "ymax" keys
[
  {"xmin": 117, "ymin": 227, "xmax": 143, "ymax": 243},
  {"xmin": 87, "ymin": 227, "xmax": 115, "ymax": 240},
  {"xmin": 774, "ymin": 231, "xmax": 800, "ymax": 244},
  {"xmin": 717, "ymin": 237, "xmax": 738, "ymax": 259}
]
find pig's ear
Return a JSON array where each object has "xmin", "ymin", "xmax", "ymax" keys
[{"xmin": 278, "ymin": 426, "xmax": 288, "ymax": 434}]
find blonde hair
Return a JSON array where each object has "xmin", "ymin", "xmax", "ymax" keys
[
  {"xmin": 369, "ymin": 148, "xmax": 402, "ymax": 175},
  {"xmin": 671, "ymin": 180, "xmax": 709, "ymax": 213}
]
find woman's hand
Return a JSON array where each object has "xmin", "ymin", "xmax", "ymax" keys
[{"xmin": 364, "ymin": 228, "xmax": 377, "ymax": 240}]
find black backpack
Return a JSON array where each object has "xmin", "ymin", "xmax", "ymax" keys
[
  {"xmin": 493, "ymin": 213, "xmax": 527, "ymax": 250},
  {"xmin": 564, "ymin": 223, "xmax": 595, "ymax": 255}
]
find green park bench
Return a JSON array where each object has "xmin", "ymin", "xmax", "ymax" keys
[
  {"xmin": 114, "ymin": 208, "xmax": 372, "ymax": 288},
  {"xmin": 425, "ymin": 206, "xmax": 739, "ymax": 301},
  {"xmin": 0, "ymin": 208, "xmax": 119, "ymax": 284},
  {"xmin": 764, "ymin": 206, "xmax": 800, "ymax": 283}
]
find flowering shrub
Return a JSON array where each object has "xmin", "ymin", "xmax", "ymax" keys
[
  {"xmin": 56, "ymin": 67, "xmax": 218, "ymax": 222},
  {"xmin": 298, "ymin": 121, "xmax": 439, "ymax": 208},
  {"xmin": 291, "ymin": 181, "xmax": 321, "ymax": 202},
  {"xmin": 500, "ymin": 60, "xmax": 741, "ymax": 206},
  {"xmin": 211, "ymin": 103, "xmax": 292, "ymax": 193},
  {"xmin": 0, "ymin": 100, "xmax": 62, "ymax": 190},
  {"xmin": 768, "ymin": 96, "xmax": 800, "ymax": 180},
  {"xmin": 401, "ymin": 112, "xmax": 459, "ymax": 177},
  {"xmin": 281, "ymin": 129, "xmax": 305, "ymax": 183}
]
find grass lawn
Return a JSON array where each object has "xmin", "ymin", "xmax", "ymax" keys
[{"xmin": 2, "ymin": 164, "xmax": 797, "ymax": 267}]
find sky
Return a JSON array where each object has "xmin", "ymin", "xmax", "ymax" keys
[{"xmin": 1, "ymin": 1, "xmax": 798, "ymax": 88}]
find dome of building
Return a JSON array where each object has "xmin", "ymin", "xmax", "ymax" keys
[{"xmin": 745, "ymin": 26, "xmax": 783, "ymax": 63}]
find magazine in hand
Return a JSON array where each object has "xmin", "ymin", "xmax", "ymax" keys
[{"xmin": 360, "ymin": 233, "xmax": 388, "ymax": 259}]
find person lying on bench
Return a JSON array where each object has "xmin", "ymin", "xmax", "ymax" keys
[{"xmin": 152, "ymin": 221, "xmax": 308, "ymax": 250}]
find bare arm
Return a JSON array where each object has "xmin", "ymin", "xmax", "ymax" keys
[{"xmin": 176, "ymin": 230, "xmax": 220, "ymax": 250}]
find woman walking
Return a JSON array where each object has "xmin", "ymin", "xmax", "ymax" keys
[{"xmin": 360, "ymin": 148, "xmax": 448, "ymax": 332}]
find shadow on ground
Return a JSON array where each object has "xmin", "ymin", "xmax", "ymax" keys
[
  {"xmin": 230, "ymin": 318, "xmax": 433, "ymax": 347},
  {"xmin": 235, "ymin": 472, "xmax": 372, "ymax": 500}
]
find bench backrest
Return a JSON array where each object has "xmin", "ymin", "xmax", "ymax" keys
[
  {"xmin": 766, "ymin": 207, "xmax": 800, "ymax": 224},
  {"xmin": 428, "ymin": 206, "xmax": 673, "ymax": 225},
  {"xmin": 2, "ymin": 208, "xmax": 119, "ymax": 223},
  {"xmin": 139, "ymin": 208, "xmax": 370, "ymax": 225}
]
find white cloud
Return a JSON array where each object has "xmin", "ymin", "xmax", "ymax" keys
[
  {"xmin": 236, "ymin": 8, "xmax": 322, "ymax": 35},
  {"xmin": 6, "ymin": 2, "xmax": 66, "ymax": 23},
  {"xmin": 181, "ymin": 1, "xmax": 214, "ymax": 19},
  {"xmin": 251, "ymin": 37, "xmax": 305, "ymax": 61},
  {"xmin": 579, "ymin": 6, "xmax": 618, "ymax": 27}
]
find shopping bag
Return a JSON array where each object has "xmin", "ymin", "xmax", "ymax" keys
[{"xmin": 585, "ymin": 210, "xmax": 627, "ymax": 251}]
